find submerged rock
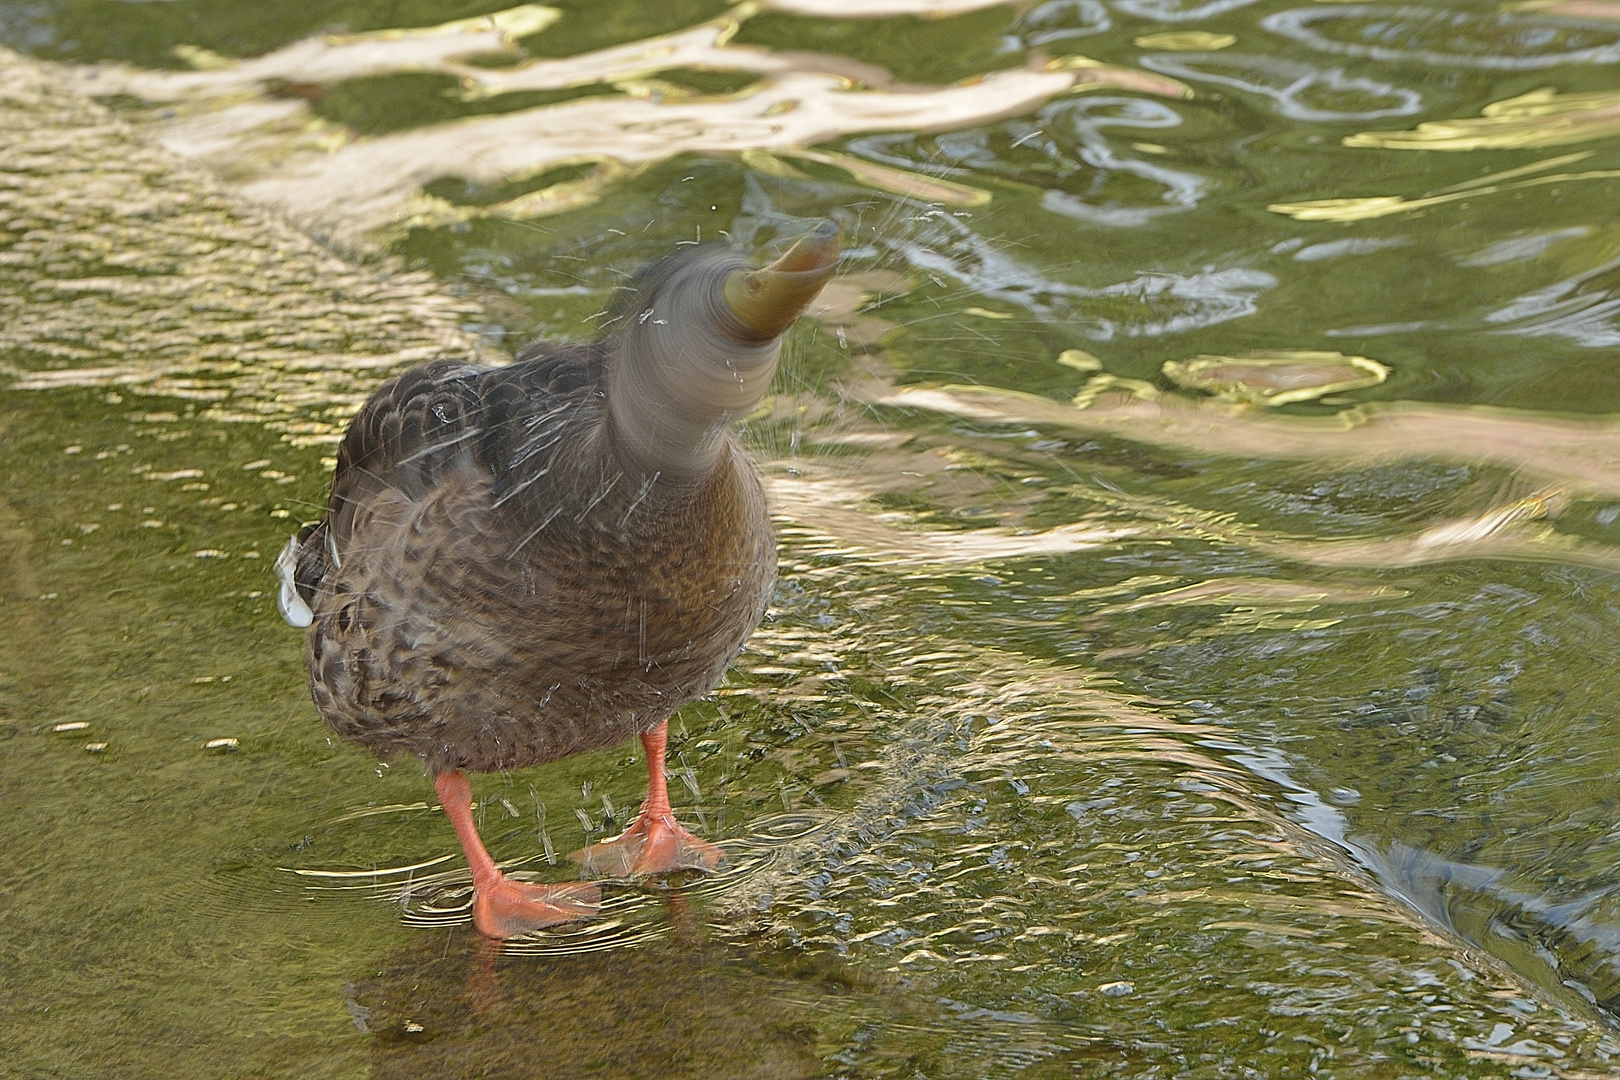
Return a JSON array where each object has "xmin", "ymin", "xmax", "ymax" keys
[{"xmin": 1162, "ymin": 350, "xmax": 1389, "ymax": 406}]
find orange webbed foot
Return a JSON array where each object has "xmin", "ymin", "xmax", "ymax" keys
[
  {"xmin": 572, "ymin": 812, "xmax": 723, "ymax": 879},
  {"xmin": 472, "ymin": 876, "xmax": 600, "ymax": 940}
]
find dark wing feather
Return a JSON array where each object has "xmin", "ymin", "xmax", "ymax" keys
[{"xmin": 292, "ymin": 344, "xmax": 603, "ymax": 603}]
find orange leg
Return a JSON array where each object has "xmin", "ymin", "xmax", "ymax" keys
[
  {"xmin": 435, "ymin": 771, "xmax": 599, "ymax": 940},
  {"xmin": 573, "ymin": 721, "xmax": 723, "ymax": 878}
]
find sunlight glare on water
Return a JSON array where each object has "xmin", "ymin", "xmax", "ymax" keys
[{"xmin": 6, "ymin": 0, "xmax": 1620, "ymax": 1076}]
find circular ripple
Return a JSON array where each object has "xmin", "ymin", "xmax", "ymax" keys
[
  {"xmin": 1263, "ymin": 5, "xmax": 1620, "ymax": 69},
  {"xmin": 274, "ymin": 810, "xmax": 844, "ymax": 952},
  {"xmin": 740, "ymin": 811, "xmax": 838, "ymax": 842},
  {"xmin": 501, "ymin": 916, "xmax": 672, "ymax": 956}
]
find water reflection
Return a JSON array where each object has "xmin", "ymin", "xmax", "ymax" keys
[
  {"xmin": 874, "ymin": 205, "xmax": 1274, "ymax": 337},
  {"xmin": 1488, "ymin": 252, "xmax": 1620, "ymax": 348},
  {"xmin": 1013, "ymin": 0, "xmax": 1112, "ymax": 47},
  {"xmin": 349, "ymin": 929, "xmax": 830, "ymax": 1079},
  {"xmin": 1262, "ymin": 4, "xmax": 1620, "ymax": 69},
  {"xmin": 62, "ymin": 3, "xmax": 1186, "ymax": 247},
  {"xmin": 1160, "ymin": 349, "xmax": 1388, "ymax": 405},
  {"xmin": 0, "ymin": 51, "xmax": 489, "ymax": 434},
  {"xmin": 1269, "ymin": 149, "xmax": 1620, "ymax": 223},
  {"xmin": 866, "ymin": 380, "xmax": 1620, "ymax": 500},
  {"xmin": 1116, "ymin": 0, "xmax": 1265, "ymax": 23},
  {"xmin": 852, "ymin": 97, "xmax": 1209, "ymax": 228},
  {"xmin": 1342, "ymin": 87, "xmax": 1620, "ymax": 151},
  {"xmin": 1458, "ymin": 226, "xmax": 1592, "ymax": 268},
  {"xmin": 1140, "ymin": 51, "xmax": 1423, "ymax": 121}
]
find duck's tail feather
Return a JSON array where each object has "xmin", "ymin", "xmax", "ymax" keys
[{"xmin": 275, "ymin": 533, "xmax": 314, "ymax": 628}]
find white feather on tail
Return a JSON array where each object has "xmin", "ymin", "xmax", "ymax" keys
[{"xmin": 275, "ymin": 534, "xmax": 314, "ymax": 628}]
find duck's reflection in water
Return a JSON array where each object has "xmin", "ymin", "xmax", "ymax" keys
[{"xmin": 348, "ymin": 906, "xmax": 850, "ymax": 1079}]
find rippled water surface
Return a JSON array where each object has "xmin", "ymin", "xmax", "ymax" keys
[{"xmin": 6, "ymin": 0, "xmax": 1620, "ymax": 1076}]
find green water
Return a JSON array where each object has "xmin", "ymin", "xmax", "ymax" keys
[{"xmin": 6, "ymin": 0, "xmax": 1620, "ymax": 1076}]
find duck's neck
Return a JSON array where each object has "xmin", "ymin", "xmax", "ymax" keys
[{"xmin": 604, "ymin": 282, "xmax": 780, "ymax": 480}]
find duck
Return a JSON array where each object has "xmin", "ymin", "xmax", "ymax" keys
[{"xmin": 275, "ymin": 222, "xmax": 840, "ymax": 938}]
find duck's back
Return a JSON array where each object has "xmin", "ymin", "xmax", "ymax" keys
[{"xmin": 286, "ymin": 347, "xmax": 776, "ymax": 774}]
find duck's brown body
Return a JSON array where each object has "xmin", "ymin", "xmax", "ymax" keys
[
  {"xmin": 292, "ymin": 347, "xmax": 775, "ymax": 775},
  {"xmin": 279, "ymin": 227, "xmax": 839, "ymax": 938}
]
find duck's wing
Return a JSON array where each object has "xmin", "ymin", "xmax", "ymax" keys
[{"xmin": 285, "ymin": 346, "xmax": 601, "ymax": 613}]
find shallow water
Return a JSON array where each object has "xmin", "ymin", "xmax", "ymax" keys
[{"xmin": 5, "ymin": 0, "xmax": 1620, "ymax": 1076}]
